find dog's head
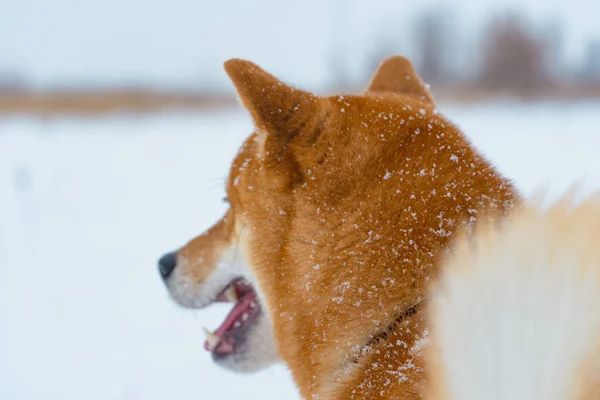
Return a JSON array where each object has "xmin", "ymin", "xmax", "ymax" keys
[
  {"xmin": 157, "ymin": 165, "xmax": 280, "ymax": 372},
  {"xmin": 159, "ymin": 56, "xmax": 438, "ymax": 374}
]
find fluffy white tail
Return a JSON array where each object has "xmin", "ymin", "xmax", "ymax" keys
[{"xmin": 427, "ymin": 198, "xmax": 600, "ymax": 400}]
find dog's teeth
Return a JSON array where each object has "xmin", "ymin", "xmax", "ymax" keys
[
  {"xmin": 250, "ymin": 301, "xmax": 257, "ymax": 309},
  {"xmin": 242, "ymin": 313, "xmax": 249, "ymax": 321},
  {"xmin": 233, "ymin": 321, "xmax": 242, "ymax": 328},
  {"xmin": 203, "ymin": 327, "xmax": 221, "ymax": 350},
  {"xmin": 224, "ymin": 285, "xmax": 238, "ymax": 302}
]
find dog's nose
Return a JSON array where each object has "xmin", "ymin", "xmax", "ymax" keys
[{"xmin": 158, "ymin": 252, "xmax": 177, "ymax": 279}]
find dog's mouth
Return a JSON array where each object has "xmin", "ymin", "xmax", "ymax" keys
[{"xmin": 203, "ymin": 279, "xmax": 261, "ymax": 356}]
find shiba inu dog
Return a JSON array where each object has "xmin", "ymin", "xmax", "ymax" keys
[
  {"xmin": 159, "ymin": 56, "xmax": 519, "ymax": 398},
  {"xmin": 426, "ymin": 197, "xmax": 600, "ymax": 400}
]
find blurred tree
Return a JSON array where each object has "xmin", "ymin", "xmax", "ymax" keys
[
  {"xmin": 479, "ymin": 14, "xmax": 550, "ymax": 96},
  {"xmin": 0, "ymin": 70, "xmax": 27, "ymax": 93},
  {"xmin": 582, "ymin": 40, "xmax": 600, "ymax": 82},
  {"xmin": 542, "ymin": 19, "xmax": 566, "ymax": 80},
  {"xmin": 412, "ymin": 9, "xmax": 454, "ymax": 84}
]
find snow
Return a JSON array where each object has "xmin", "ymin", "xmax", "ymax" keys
[
  {"xmin": 1, "ymin": 101, "xmax": 600, "ymax": 399},
  {"xmin": 0, "ymin": 111, "xmax": 299, "ymax": 400}
]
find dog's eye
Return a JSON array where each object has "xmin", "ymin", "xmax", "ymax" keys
[{"xmin": 222, "ymin": 197, "xmax": 230, "ymax": 204}]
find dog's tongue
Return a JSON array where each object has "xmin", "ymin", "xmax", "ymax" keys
[{"xmin": 204, "ymin": 291, "xmax": 258, "ymax": 354}]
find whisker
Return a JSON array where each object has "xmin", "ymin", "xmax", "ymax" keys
[
  {"xmin": 231, "ymin": 224, "xmax": 247, "ymax": 268},
  {"xmin": 205, "ymin": 182, "xmax": 226, "ymax": 194}
]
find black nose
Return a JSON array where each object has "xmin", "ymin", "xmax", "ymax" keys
[{"xmin": 158, "ymin": 252, "xmax": 177, "ymax": 279}]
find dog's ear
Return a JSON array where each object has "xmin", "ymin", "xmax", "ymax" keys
[
  {"xmin": 367, "ymin": 56, "xmax": 435, "ymax": 105},
  {"xmin": 224, "ymin": 59, "xmax": 330, "ymax": 159}
]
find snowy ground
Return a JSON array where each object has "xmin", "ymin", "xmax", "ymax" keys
[{"xmin": 1, "ymin": 102, "xmax": 600, "ymax": 399}]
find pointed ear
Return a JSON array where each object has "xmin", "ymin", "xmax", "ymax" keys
[
  {"xmin": 367, "ymin": 56, "xmax": 435, "ymax": 105},
  {"xmin": 224, "ymin": 59, "xmax": 329, "ymax": 151}
]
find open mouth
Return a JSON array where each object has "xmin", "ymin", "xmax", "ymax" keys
[{"xmin": 203, "ymin": 279, "xmax": 261, "ymax": 356}]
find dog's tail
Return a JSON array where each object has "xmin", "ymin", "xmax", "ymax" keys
[{"xmin": 426, "ymin": 197, "xmax": 600, "ymax": 400}]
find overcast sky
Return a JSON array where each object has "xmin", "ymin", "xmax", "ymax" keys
[{"xmin": 1, "ymin": 0, "xmax": 598, "ymax": 90}]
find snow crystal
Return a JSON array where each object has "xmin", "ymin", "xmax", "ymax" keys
[{"xmin": 239, "ymin": 157, "xmax": 252, "ymax": 172}]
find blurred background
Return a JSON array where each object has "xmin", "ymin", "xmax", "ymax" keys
[
  {"xmin": 2, "ymin": 0, "xmax": 600, "ymax": 111},
  {"xmin": 1, "ymin": 0, "xmax": 599, "ymax": 399}
]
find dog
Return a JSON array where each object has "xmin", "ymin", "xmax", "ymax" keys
[
  {"xmin": 158, "ymin": 56, "xmax": 519, "ymax": 398},
  {"xmin": 426, "ymin": 197, "xmax": 600, "ymax": 400}
]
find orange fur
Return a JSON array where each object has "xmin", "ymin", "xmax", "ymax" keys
[
  {"xmin": 176, "ymin": 213, "xmax": 236, "ymax": 287},
  {"xmin": 178, "ymin": 56, "xmax": 519, "ymax": 398}
]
